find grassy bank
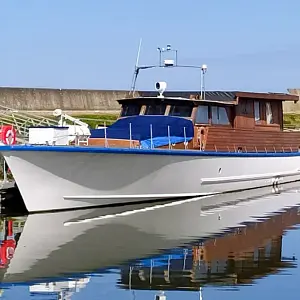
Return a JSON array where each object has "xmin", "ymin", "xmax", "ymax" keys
[
  {"xmin": 2, "ymin": 111, "xmax": 300, "ymax": 129},
  {"xmin": 73, "ymin": 113, "xmax": 300, "ymax": 129},
  {"xmin": 44, "ymin": 113, "xmax": 119, "ymax": 128},
  {"xmin": 283, "ymin": 113, "xmax": 300, "ymax": 129},
  {"xmin": 71, "ymin": 114, "xmax": 118, "ymax": 128}
]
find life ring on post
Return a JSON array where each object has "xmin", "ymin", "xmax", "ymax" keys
[{"xmin": 1, "ymin": 126, "xmax": 16, "ymax": 145}]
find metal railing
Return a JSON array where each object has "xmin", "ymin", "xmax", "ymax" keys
[
  {"xmin": 0, "ymin": 105, "xmax": 57, "ymax": 143},
  {"xmin": 102, "ymin": 123, "xmax": 190, "ymax": 150},
  {"xmin": 32, "ymin": 121, "xmax": 300, "ymax": 153},
  {"xmin": 0, "ymin": 108, "xmax": 298, "ymax": 153},
  {"xmin": 0, "ymin": 106, "xmax": 116, "ymax": 143},
  {"xmin": 210, "ymin": 145, "xmax": 300, "ymax": 153}
]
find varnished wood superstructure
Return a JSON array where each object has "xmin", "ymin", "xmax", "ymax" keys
[{"xmin": 88, "ymin": 90, "xmax": 300, "ymax": 152}]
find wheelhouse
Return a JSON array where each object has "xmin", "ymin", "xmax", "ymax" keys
[
  {"xmin": 118, "ymin": 97, "xmax": 194, "ymax": 119},
  {"xmin": 118, "ymin": 90, "xmax": 298, "ymax": 132},
  {"xmin": 88, "ymin": 43, "xmax": 300, "ymax": 152}
]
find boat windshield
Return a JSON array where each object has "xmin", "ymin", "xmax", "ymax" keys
[
  {"xmin": 120, "ymin": 103, "xmax": 142, "ymax": 117},
  {"xmin": 144, "ymin": 103, "xmax": 166, "ymax": 115},
  {"xmin": 169, "ymin": 105, "xmax": 193, "ymax": 117}
]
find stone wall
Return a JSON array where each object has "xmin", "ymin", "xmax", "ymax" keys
[
  {"xmin": 1, "ymin": 86, "xmax": 300, "ymax": 114},
  {"xmin": 0, "ymin": 87, "xmax": 128, "ymax": 113}
]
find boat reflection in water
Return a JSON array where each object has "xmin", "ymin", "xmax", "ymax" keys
[
  {"xmin": 0, "ymin": 182, "xmax": 300, "ymax": 298},
  {"xmin": 120, "ymin": 209, "xmax": 297, "ymax": 291},
  {"xmin": 29, "ymin": 278, "xmax": 90, "ymax": 299}
]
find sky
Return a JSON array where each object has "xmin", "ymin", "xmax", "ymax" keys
[{"xmin": 1, "ymin": 0, "xmax": 300, "ymax": 93}]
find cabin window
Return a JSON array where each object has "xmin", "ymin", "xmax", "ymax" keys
[
  {"xmin": 240, "ymin": 99, "xmax": 251, "ymax": 115},
  {"xmin": 195, "ymin": 105, "xmax": 209, "ymax": 123},
  {"xmin": 121, "ymin": 103, "xmax": 141, "ymax": 117},
  {"xmin": 211, "ymin": 106, "xmax": 230, "ymax": 125},
  {"xmin": 266, "ymin": 102, "xmax": 273, "ymax": 124},
  {"xmin": 144, "ymin": 103, "xmax": 166, "ymax": 115},
  {"xmin": 169, "ymin": 105, "xmax": 193, "ymax": 117},
  {"xmin": 254, "ymin": 101, "xmax": 260, "ymax": 123}
]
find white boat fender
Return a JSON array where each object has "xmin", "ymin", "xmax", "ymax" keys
[{"xmin": 197, "ymin": 127, "xmax": 205, "ymax": 150}]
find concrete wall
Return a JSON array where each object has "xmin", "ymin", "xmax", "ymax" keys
[
  {"xmin": 1, "ymin": 86, "xmax": 300, "ymax": 114},
  {"xmin": 0, "ymin": 87, "xmax": 128, "ymax": 113}
]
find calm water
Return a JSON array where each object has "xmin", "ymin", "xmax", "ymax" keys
[{"xmin": 1, "ymin": 183, "xmax": 300, "ymax": 299}]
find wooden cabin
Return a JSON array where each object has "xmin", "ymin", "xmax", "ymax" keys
[{"xmin": 88, "ymin": 90, "xmax": 300, "ymax": 152}]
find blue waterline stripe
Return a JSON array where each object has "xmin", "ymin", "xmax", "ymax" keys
[{"xmin": 1, "ymin": 144, "xmax": 300, "ymax": 158}]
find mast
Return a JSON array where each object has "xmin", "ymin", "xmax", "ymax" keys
[
  {"xmin": 130, "ymin": 38, "xmax": 143, "ymax": 97},
  {"xmin": 129, "ymin": 44, "xmax": 207, "ymax": 97}
]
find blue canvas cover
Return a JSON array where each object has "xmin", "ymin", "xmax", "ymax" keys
[{"xmin": 90, "ymin": 115, "xmax": 194, "ymax": 148}]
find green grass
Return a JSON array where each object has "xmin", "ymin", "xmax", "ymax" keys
[
  {"xmin": 62, "ymin": 113, "xmax": 300, "ymax": 129},
  {"xmin": 0, "ymin": 114, "xmax": 119, "ymax": 130},
  {"xmin": 46, "ymin": 113, "xmax": 119, "ymax": 128},
  {"xmin": 1, "ymin": 112, "xmax": 300, "ymax": 129},
  {"xmin": 71, "ymin": 114, "xmax": 118, "ymax": 128},
  {"xmin": 283, "ymin": 113, "xmax": 300, "ymax": 128},
  {"xmin": 73, "ymin": 113, "xmax": 300, "ymax": 129}
]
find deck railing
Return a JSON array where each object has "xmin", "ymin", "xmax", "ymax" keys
[
  {"xmin": 0, "ymin": 106, "xmax": 57, "ymax": 143},
  {"xmin": 100, "ymin": 122, "xmax": 190, "ymax": 150},
  {"xmin": 27, "ymin": 121, "xmax": 300, "ymax": 154},
  {"xmin": 5, "ymin": 117, "xmax": 300, "ymax": 154}
]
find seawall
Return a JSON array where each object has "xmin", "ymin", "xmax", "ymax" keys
[
  {"xmin": 1, "ymin": 86, "xmax": 300, "ymax": 115},
  {"xmin": 0, "ymin": 87, "xmax": 127, "ymax": 114}
]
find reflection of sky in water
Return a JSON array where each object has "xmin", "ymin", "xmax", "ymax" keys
[
  {"xmin": 2, "ymin": 225, "xmax": 298, "ymax": 300},
  {"xmin": 1, "ymin": 199, "xmax": 300, "ymax": 299}
]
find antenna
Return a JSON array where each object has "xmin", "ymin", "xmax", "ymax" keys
[
  {"xmin": 157, "ymin": 44, "xmax": 178, "ymax": 67},
  {"xmin": 200, "ymin": 64, "xmax": 208, "ymax": 100},
  {"xmin": 128, "ymin": 44, "xmax": 207, "ymax": 98},
  {"xmin": 135, "ymin": 38, "xmax": 142, "ymax": 69},
  {"xmin": 130, "ymin": 38, "xmax": 143, "ymax": 96}
]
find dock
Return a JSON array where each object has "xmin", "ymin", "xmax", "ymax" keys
[{"xmin": 0, "ymin": 180, "xmax": 15, "ymax": 191}]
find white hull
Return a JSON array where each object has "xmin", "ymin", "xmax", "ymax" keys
[
  {"xmin": 2, "ymin": 183, "xmax": 300, "ymax": 284},
  {"xmin": 2, "ymin": 146, "xmax": 300, "ymax": 212}
]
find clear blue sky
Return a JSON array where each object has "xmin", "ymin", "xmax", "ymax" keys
[{"xmin": 1, "ymin": 0, "xmax": 300, "ymax": 92}]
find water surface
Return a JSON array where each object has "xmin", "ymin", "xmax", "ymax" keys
[{"xmin": 1, "ymin": 183, "xmax": 300, "ymax": 299}]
